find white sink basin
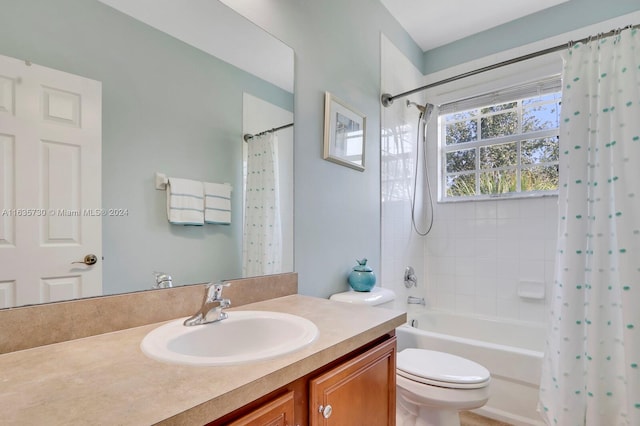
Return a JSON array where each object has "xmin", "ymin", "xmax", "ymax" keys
[{"xmin": 140, "ymin": 310, "xmax": 319, "ymax": 366}]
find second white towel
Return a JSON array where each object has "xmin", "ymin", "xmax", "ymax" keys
[
  {"xmin": 166, "ymin": 177, "xmax": 204, "ymax": 225},
  {"xmin": 204, "ymin": 182, "xmax": 232, "ymax": 224}
]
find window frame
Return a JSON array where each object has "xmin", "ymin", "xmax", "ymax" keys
[{"xmin": 438, "ymin": 77, "xmax": 562, "ymax": 202}]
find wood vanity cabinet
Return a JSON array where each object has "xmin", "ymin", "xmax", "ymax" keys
[
  {"xmin": 209, "ymin": 335, "xmax": 396, "ymax": 426},
  {"xmin": 309, "ymin": 336, "xmax": 396, "ymax": 425},
  {"xmin": 227, "ymin": 391, "xmax": 295, "ymax": 426}
]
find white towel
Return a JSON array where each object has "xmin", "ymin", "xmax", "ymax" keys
[
  {"xmin": 204, "ymin": 182, "xmax": 232, "ymax": 224},
  {"xmin": 166, "ymin": 177, "xmax": 204, "ymax": 225}
]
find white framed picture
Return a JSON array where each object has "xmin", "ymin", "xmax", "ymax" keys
[{"xmin": 323, "ymin": 92, "xmax": 366, "ymax": 171}]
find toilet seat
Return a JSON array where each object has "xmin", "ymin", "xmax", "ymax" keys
[{"xmin": 397, "ymin": 349, "xmax": 490, "ymax": 390}]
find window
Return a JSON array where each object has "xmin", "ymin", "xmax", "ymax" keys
[{"xmin": 439, "ymin": 77, "xmax": 561, "ymax": 200}]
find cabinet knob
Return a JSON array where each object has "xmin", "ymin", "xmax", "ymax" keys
[{"xmin": 318, "ymin": 404, "xmax": 332, "ymax": 419}]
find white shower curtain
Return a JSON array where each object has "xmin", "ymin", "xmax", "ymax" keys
[
  {"xmin": 539, "ymin": 28, "xmax": 640, "ymax": 425},
  {"xmin": 242, "ymin": 132, "xmax": 282, "ymax": 277}
]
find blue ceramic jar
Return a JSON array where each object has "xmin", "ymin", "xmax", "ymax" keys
[{"xmin": 348, "ymin": 258, "xmax": 376, "ymax": 292}]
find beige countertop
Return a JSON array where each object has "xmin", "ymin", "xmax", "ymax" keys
[{"xmin": 0, "ymin": 294, "xmax": 405, "ymax": 425}]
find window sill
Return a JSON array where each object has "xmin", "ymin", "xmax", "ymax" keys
[{"xmin": 438, "ymin": 191, "xmax": 558, "ymax": 203}]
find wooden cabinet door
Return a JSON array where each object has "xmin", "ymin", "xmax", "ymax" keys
[
  {"xmin": 227, "ymin": 391, "xmax": 295, "ymax": 426},
  {"xmin": 309, "ymin": 337, "xmax": 396, "ymax": 426}
]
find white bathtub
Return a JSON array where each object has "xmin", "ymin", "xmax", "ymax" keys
[{"xmin": 396, "ymin": 310, "xmax": 546, "ymax": 426}]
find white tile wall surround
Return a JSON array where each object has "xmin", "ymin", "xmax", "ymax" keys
[
  {"xmin": 381, "ymin": 35, "xmax": 557, "ymax": 324},
  {"xmin": 426, "ymin": 197, "xmax": 557, "ymax": 323},
  {"xmin": 381, "ymin": 35, "xmax": 429, "ymax": 311}
]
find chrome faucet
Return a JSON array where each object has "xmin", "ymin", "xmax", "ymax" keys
[
  {"xmin": 183, "ymin": 282, "xmax": 231, "ymax": 326},
  {"xmin": 153, "ymin": 272, "xmax": 173, "ymax": 289},
  {"xmin": 407, "ymin": 296, "xmax": 426, "ymax": 306}
]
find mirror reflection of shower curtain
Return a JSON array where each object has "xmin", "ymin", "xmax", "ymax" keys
[{"xmin": 243, "ymin": 132, "xmax": 282, "ymax": 277}]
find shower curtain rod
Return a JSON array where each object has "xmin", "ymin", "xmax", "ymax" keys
[
  {"xmin": 381, "ymin": 24, "xmax": 640, "ymax": 107},
  {"xmin": 243, "ymin": 122, "xmax": 294, "ymax": 142}
]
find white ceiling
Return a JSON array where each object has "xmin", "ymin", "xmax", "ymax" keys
[
  {"xmin": 97, "ymin": 0, "xmax": 570, "ymax": 90},
  {"xmin": 380, "ymin": 0, "xmax": 569, "ymax": 51}
]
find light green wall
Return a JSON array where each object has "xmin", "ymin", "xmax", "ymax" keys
[
  {"xmin": 239, "ymin": 0, "xmax": 423, "ymax": 298},
  {"xmin": 0, "ymin": 0, "xmax": 293, "ymax": 294},
  {"xmin": 423, "ymin": 0, "xmax": 640, "ymax": 74}
]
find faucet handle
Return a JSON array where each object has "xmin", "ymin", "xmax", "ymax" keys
[
  {"xmin": 404, "ymin": 266, "xmax": 418, "ymax": 288},
  {"xmin": 206, "ymin": 281, "xmax": 230, "ymax": 301}
]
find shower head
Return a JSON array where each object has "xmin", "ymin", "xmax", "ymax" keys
[{"xmin": 423, "ymin": 103, "xmax": 435, "ymax": 123}]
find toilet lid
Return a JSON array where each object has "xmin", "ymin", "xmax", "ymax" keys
[{"xmin": 397, "ymin": 349, "xmax": 490, "ymax": 389}]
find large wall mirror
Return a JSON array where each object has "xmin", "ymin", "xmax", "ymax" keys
[{"xmin": 0, "ymin": 0, "xmax": 294, "ymax": 308}]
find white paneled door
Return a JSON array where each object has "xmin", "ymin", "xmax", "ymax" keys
[{"xmin": 0, "ymin": 54, "xmax": 102, "ymax": 308}]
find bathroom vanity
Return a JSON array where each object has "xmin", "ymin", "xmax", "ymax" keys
[
  {"xmin": 0, "ymin": 275, "xmax": 405, "ymax": 425},
  {"xmin": 215, "ymin": 334, "xmax": 396, "ymax": 425}
]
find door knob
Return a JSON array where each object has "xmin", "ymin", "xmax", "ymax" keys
[{"xmin": 72, "ymin": 254, "xmax": 98, "ymax": 265}]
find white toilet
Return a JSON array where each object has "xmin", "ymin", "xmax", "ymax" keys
[{"xmin": 330, "ymin": 288, "xmax": 491, "ymax": 426}]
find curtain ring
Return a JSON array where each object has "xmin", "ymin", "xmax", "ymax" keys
[
  {"xmin": 585, "ymin": 34, "xmax": 594, "ymax": 49},
  {"xmin": 613, "ymin": 27, "xmax": 622, "ymax": 39}
]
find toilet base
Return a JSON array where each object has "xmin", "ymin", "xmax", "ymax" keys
[
  {"xmin": 397, "ymin": 395, "xmax": 460, "ymax": 426},
  {"xmin": 396, "ymin": 374, "xmax": 489, "ymax": 426}
]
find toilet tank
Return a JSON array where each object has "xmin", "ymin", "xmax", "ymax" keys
[{"xmin": 329, "ymin": 287, "xmax": 396, "ymax": 308}]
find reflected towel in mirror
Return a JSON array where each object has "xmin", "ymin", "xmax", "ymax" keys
[
  {"xmin": 204, "ymin": 182, "xmax": 232, "ymax": 224},
  {"xmin": 166, "ymin": 177, "xmax": 204, "ymax": 225}
]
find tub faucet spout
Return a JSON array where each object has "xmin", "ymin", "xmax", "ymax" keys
[
  {"xmin": 184, "ymin": 282, "xmax": 231, "ymax": 326},
  {"xmin": 407, "ymin": 296, "xmax": 426, "ymax": 306}
]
